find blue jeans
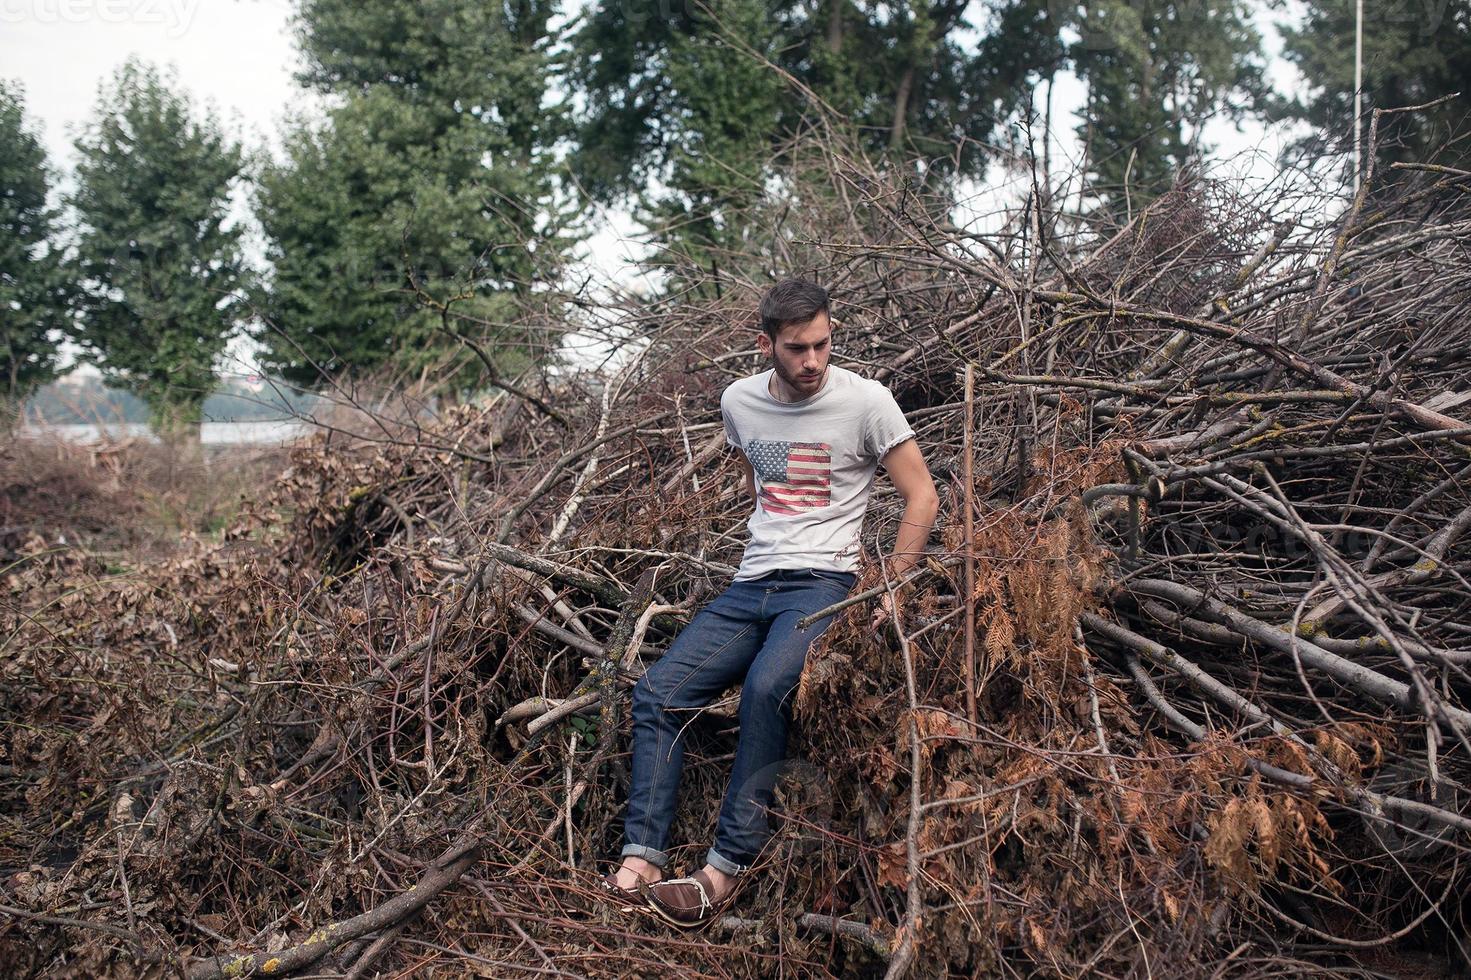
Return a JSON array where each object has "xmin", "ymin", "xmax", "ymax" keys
[{"xmin": 621, "ymin": 568, "xmax": 855, "ymax": 876}]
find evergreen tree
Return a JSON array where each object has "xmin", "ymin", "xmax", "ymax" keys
[
  {"xmin": 1280, "ymin": 0, "xmax": 1471, "ymax": 173},
  {"xmin": 566, "ymin": 0, "xmax": 1064, "ymax": 281},
  {"xmin": 0, "ymin": 80, "xmax": 69, "ymax": 423},
  {"xmin": 1068, "ymin": 0, "xmax": 1265, "ymax": 207},
  {"xmin": 70, "ymin": 60, "xmax": 247, "ymax": 440},
  {"xmin": 253, "ymin": 0, "xmax": 571, "ymax": 389}
]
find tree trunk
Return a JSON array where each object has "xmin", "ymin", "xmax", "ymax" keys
[
  {"xmin": 890, "ymin": 65, "xmax": 914, "ymax": 149},
  {"xmin": 1043, "ymin": 71, "xmax": 1055, "ymax": 192}
]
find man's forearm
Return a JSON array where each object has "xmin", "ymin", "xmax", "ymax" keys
[{"xmin": 884, "ymin": 501, "xmax": 938, "ymax": 582}]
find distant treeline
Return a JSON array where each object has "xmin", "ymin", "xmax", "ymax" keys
[{"xmin": 24, "ymin": 377, "xmax": 319, "ymax": 426}]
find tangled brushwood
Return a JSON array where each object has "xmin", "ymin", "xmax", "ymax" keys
[{"xmin": 4, "ymin": 130, "xmax": 1471, "ymax": 978}]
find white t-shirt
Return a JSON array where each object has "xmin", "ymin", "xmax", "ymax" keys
[{"xmin": 720, "ymin": 365, "xmax": 916, "ymax": 580}]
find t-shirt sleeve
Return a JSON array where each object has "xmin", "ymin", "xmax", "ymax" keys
[
  {"xmin": 864, "ymin": 384, "xmax": 916, "ymax": 463},
  {"xmin": 720, "ymin": 388, "xmax": 742, "ymax": 449}
]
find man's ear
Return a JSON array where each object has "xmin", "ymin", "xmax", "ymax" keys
[{"xmin": 756, "ymin": 331, "xmax": 772, "ymax": 358}]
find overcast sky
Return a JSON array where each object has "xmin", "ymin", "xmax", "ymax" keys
[{"xmin": 2, "ymin": 0, "xmax": 306, "ymax": 166}]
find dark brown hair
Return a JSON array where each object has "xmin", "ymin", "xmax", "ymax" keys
[{"xmin": 759, "ymin": 278, "xmax": 829, "ymax": 339}]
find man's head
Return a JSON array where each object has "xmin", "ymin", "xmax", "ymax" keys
[{"xmin": 757, "ymin": 278, "xmax": 832, "ymax": 401}]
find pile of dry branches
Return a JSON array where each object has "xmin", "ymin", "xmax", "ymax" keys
[{"xmin": 3, "ymin": 124, "xmax": 1470, "ymax": 978}]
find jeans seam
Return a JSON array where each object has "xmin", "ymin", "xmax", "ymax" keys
[
  {"xmin": 706, "ymin": 847, "xmax": 747, "ymax": 876},
  {"xmin": 620, "ymin": 843, "xmax": 669, "ymax": 868}
]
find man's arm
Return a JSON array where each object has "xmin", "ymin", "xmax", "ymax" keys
[
  {"xmin": 873, "ymin": 437, "xmax": 940, "ymax": 629},
  {"xmin": 735, "ymin": 450, "xmax": 756, "ymax": 502}
]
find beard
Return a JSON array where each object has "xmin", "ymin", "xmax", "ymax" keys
[{"xmin": 772, "ymin": 359, "xmax": 826, "ymax": 398}]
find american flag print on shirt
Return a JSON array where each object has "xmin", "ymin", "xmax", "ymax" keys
[{"xmin": 747, "ymin": 440, "xmax": 832, "ymax": 515}]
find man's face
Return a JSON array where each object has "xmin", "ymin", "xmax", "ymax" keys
[{"xmin": 759, "ymin": 310, "xmax": 832, "ymax": 399}]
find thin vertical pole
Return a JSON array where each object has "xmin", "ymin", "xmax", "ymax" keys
[
  {"xmin": 962, "ymin": 363, "xmax": 977, "ymax": 727},
  {"xmin": 1354, "ymin": 0, "xmax": 1364, "ymax": 196}
]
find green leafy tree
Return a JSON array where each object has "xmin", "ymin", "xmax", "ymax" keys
[
  {"xmin": 620, "ymin": 0, "xmax": 792, "ymax": 278},
  {"xmin": 253, "ymin": 0, "xmax": 571, "ymax": 389},
  {"xmin": 1067, "ymin": 0, "xmax": 1265, "ymax": 207},
  {"xmin": 0, "ymin": 80, "xmax": 69, "ymax": 424},
  {"xmin": 1279, "ymin": 0, "xmax": 1471, "ymax": 173},
  {"xmin": 567, "ymin": 0, "xmax": 1064, "ymax": 281},
  {"xmin": 70, "ymin": 60, "xmax": 247, "ymax": 440}
]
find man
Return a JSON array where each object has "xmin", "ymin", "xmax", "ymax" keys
[{"xmin": 603, "ymin": 278, "xmax": 939, "ymax": 927}]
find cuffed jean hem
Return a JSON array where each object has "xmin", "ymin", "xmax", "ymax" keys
[
  {"xmin": 620, "ymin": 843, "xmax": 670, "ymax": 868},
  {"xmin": 705, "ymin": 848, "xmax": 751, "ymax": 876}
]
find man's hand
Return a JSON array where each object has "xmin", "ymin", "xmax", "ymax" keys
[
  {"xmin": 870, "ymin": 591, "xmax": 894, "ymax": 631},
  {"xmin": 872, "ymin": 438, "xmax": 939, "ymax": 635}
]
